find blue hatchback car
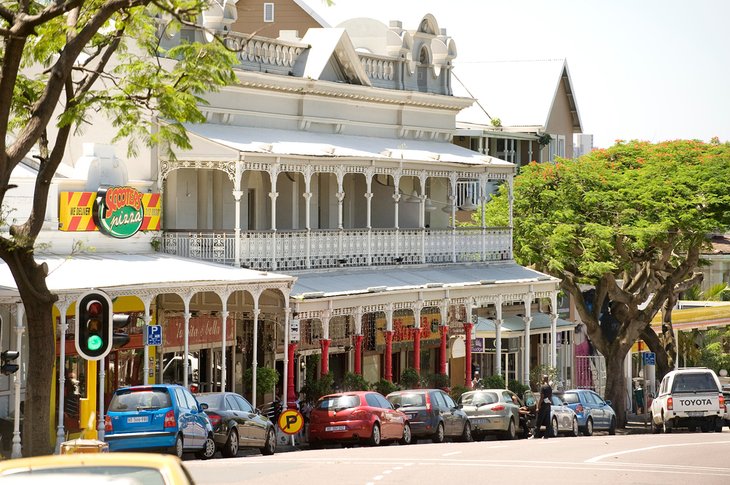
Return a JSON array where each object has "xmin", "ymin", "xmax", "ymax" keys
[
  {"xmin": 105, "ymin": 384, "xmax": 216, "ymax": 459},
  {"xmin": 561, "ymin": 389, "xmax": 617, "ymax": 436}
]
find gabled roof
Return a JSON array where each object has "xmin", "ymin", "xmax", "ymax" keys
[
  {"xmin": 292, "ymin": 0, "xmax": 330, "ymax": 28},
  {"xmin": 294, "ymin": 28, "xmax": 371, "ymax": 86},
  {"xmin": 452, "ymin": 59, "xmax": 582, "ymax": 133}
]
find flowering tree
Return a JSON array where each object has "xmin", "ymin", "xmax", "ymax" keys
[
  {"xmin": 478, "ymin": 140, "xmax": 730, "ymax": 426},
  {"xmin": 0, "ymin": 1, "xmax": 236, "ymax": 455}
]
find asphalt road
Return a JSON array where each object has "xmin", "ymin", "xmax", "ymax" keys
[{"xmin": 185, "ymin": 430, "xmax": 730, "ymax": 485}]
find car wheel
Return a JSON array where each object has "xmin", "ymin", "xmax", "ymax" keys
[
  {"xmin": 583, "ymin": 418, "xmax": 594, "ymax": 436},
  {"xmin": 309, "ymin": 439, "xmax": 321, "ymax": 450},
  {"xmin": 608, "ymin": 417, "xmax": 617, "ymax": 435},
  {"xmin": 715, "ymin": 419, "xmax": 724, "ymax": 433},
  {"xmin": 222, "ymin": 429, "xmax": 239, "ymax": 458},
  {"xmin": 196, "ymin": 435, "xmax": 216, "ymax": 460},
  {"xmin": 551, "ymin": 417, "xmax": 559, "ymax": 438},
  {"xmin": 506, "ymin": 418, "xmax": 517, "ymax": 440},
  {"xmin": 662, "ymin": 416, "xmax": 672, "ymax": 434},
  {"xmin": 650, "ymin": 413, "xmax": 661, "ymax": 434},
  {"xmin": 369, "ymin": 423, "xmax": 381, "ymax": 446},
  {"xmin": 461, "ymin": 422, "xmax": 473, "ymax": 442},
  {"xmin": 432, "ymin": 422, "xmax": 445, "ymax": 444},
  {"xmin": 169, "ymin": 434, "xmax": 184, "ymax": 458},
  {"xmin": 688, "ymin": 425, "xmax": 697, "ymax": 432},
  {"xmin": 700, "ymin": 422, "xmax": 711, "ymax": 433},
  {"xmin": 570, "ymin": 418, "xmax": 579, "ymax": 437},
  {"xmin": 260, "ymin": 428, "xmax": 276, "ymax": 456},
  {"xmin": 399, "ymin": 423, "xmax": 412, "ymax": 445}
]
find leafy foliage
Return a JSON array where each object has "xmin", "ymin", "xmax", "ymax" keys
[
  {"xmin": 424, "ymin": 373, "xmax": 450, "ymax": 390},
  {"xmin": 372, "ymin": 378, "xmax": 399, "ymax": 396},
  {"xmin": 243, "ymin": 367, "xmax": 280, "ymax": 396},
  {"xmin": 399, "ymin": 367, "xmax": 421, "ymax": 389},
  {"xmin": 508, "ymin": 379, "xmax": 530, "ymax": 397},
  {"xmin": 341, "ymin": 372, "xmax": 369, "ymax": 391},
  {"xmin": 301, "ymin": 372, "xmax": 334, "ymax": 403},
  {"xmin": 480, "ymin": 374, "xmax": 506, "ymax": 390},
  {"xmin": 450, "ymin": 384, "xmax": 470, "ymax": 401}
]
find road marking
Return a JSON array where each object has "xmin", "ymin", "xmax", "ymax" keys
[
  {"xmin": 585, "ymin": 440, "xmax": 730, "ymax": 463},
  {"xmin": 373, "ymin": 475, "xmax": 383, "ymax": 481},
  {"xmin": 442, "ymin": 451, "xmax": 461, "ymax": 456},
  {"xmin": 383, "ymin": 470, "xmax": 392, "ymax": 474}
]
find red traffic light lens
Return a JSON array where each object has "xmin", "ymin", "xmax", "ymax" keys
[{"xmin": 87, "ymin": 301, "xmax": 103, "ymax": 317}]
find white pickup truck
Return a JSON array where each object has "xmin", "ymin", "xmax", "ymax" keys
[{"xmin": 650, "ymin": 368, "xmax": 726, "ymax": 433}]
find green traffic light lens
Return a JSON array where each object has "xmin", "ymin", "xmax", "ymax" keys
[{"xmin": 87, "ymin": 335, "xmax": 103, "ymax": 351}]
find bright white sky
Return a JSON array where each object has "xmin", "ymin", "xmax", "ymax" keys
[{"xmin": 301, "ymin": 0, "xmax": 730, "ymax": 148}]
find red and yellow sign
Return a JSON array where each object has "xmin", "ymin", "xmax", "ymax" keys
[
  {"xmin": 59, "ymin": 191, "xmax": 161, "ymax": 232},
  {"xmin": 278, "ymin": 410, "xmax": 304, "ymax": 435}
]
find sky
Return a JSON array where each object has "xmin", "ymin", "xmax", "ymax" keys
[{"xmin": 301, "ymin": 0, "xmax": 730, "ymax": 148}]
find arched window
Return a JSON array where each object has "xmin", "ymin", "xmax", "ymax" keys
[{"xmin": 417, "ymin": 47, "xmax": 430, "ymax": 93}]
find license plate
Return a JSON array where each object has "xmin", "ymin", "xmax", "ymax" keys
[
  {"xmin": 127, "ymin": 416, "xmax": 149, "ymax": 424},
  {"xmin": 687, "ymin": 411, "xmax": 704, "ymax": 417},
  {"xmin": 471, "ymin": 418, "xmax": 487, "ymax": 425},
  {"xmin": 325, "ymin": 425, "xmax": 346, "ymax": 432}
]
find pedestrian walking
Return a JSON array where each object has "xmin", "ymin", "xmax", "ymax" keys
[{"xmin": 532, "ymin": 374, "xmax": 553, "ymax": 439}]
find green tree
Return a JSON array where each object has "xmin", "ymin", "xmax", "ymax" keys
[
  {"xmin": 479, "ymin": 140, "xmax": 730, "ymax": 427},
  {"xmin": 0, "ymin": 1, "xmax": 236, "ymax": 455}
]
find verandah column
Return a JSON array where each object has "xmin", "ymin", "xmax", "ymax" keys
[
  {"xmin": 523, "ymin": 292, "xmax": 534, "ymax": 386},
  {"xmin": 464, "ymin": 322, "xmax": 474, "ymax": 388},
  {"xmin": 495, "ymin": 296, "xmax": 503, "ymax": 378},
  {"xmin": 384, "ymin": 303, "xmax": 394, "ymax": 382},
  {"xmin": 412, "ymin": 300, "xmax": 423, "ymax": 377},
  {"xmin": 353, "ymin": 306, "xmax": 364, "ymax": 375},
  {"xmin": 439, "ymin": 298, "xmax": 450, "ymax": 375},
  {"xmin": 319, "ymin": 310, "xmax": 331, "ymax": 376}
]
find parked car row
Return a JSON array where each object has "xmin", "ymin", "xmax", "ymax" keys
[
  {"xmin": 308, "ymin": 387, "xmax": 618, "ymax": 448},
  {"xmin": 101, "ymin": 383, "xmax": 619, "ymax": 460}
]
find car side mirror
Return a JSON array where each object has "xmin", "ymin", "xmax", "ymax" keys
[
  {"xmin": 605, "ymin": 400, "xmax": 612, "ymax": 407},
  {"xmin": 392, "ymin": 403, "xmax": 401, "ymax": 410},
  {"xmin": 200, "ymin": 403, "xmax": 208, "ymax": 411}
]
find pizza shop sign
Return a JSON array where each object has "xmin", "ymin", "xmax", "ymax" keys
[{"xmin": 93, "ymin": 186, "xmax": 144, "ymax": 239}]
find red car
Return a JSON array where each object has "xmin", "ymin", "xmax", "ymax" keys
[{"xmin": 308, "ymin": 391, "xmax": 412, "ymax": 447}]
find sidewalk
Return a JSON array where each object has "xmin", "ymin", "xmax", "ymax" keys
[{"xmin": 621, "ymin": 412, "xmax": 651, "ymax": 435}]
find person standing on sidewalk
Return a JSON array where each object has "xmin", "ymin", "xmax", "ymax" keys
[{"xmin": 533, "ymin": 374, "xmax": 553, "ymax": 439}]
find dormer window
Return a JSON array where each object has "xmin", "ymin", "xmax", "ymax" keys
[{"xmin": 264, "ymin": 3, "xmax": 274, "ymax": 23}]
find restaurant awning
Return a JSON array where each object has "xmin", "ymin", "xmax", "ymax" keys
[{"xmin": 474, "ymin": 313, "xmax": 575, "ymax": 337}]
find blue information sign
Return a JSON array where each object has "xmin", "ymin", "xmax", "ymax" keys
[
  {"xmin": 642, "ymin": 352, "xmax": 656, "ymax": 366},
  {"xmin": 146, "ymin": 325, "xmax": 162, "ymax": 346}
]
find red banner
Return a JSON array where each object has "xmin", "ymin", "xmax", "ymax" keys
[{"xmin": 163, "ymin": 316, "xmax": 234, "ymax": 351}]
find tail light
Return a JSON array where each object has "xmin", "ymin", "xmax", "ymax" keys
[
  {"xmin": 104, "ymin": 415, "xmax": 112, "ymax": 432},
  {"xmin": 425, "ymin": 393, "xmax": 432, "ymax": 412},
  {"xmin": 207, "ymin": 413, "xmax": 222, "ymax": 428},
  {"xmin": 164, "ymin": 409, "xmax": 177, "ymax": 428},
  {"xmin": 667, "ymin": 397, "xmax": 673, "ymax": 411},
  {"xmin": 492, "ymin": 405, "xmax": 505, "ymax": 411},
  {"xmin": 575, "ymin": 404, "xmax": 584, "ymax": 414},
  {"xmin": 719, "ymin": 394, "xmax": 726, "ymax": 411}
]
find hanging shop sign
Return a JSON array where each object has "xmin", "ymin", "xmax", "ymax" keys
[
  {"xmin": 59, "ymin": 188, "xmax": 161, "ymax": 236},
  {"xmin": 163, "ymin": 315, "xmax": 235, "ymax": 352}
]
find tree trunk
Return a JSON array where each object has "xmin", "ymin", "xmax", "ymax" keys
[
  {"xmin": 8, "ymin": 252, "xmax": 57, "ymax": 456},
  {"xmin": 603, "ymin": 347, "xmax": 628, "ymax": 427}
]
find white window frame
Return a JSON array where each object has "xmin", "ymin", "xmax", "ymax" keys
[{"xmin": 263, "ymin": 3, "xmax": 274, "ymax": 23}]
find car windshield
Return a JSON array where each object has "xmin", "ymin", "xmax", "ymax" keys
[
  {"xmin": 388, "ymin": 393, "xmax": 425, "ymax": 407},
  {"xmin": 195, "ymin": 394, "xmax": 224, "ymax": 409},
  {"xmin": 2, "ymin": 466, "xmax": 165, "ymax": 485},
  {"xmin": 316, "ymin": 395, "xmax": 360, "ymax": 410},
  {"xmin": 109, "ymin": 389, "xmax": 171, "ymax": 412},
  {"xmin": 672, "ymin": 373, "xmax": 719, "ymax": 393},
  {"xmin": 460, "ymin": 392, "xmax": 498, "ymax": 406},
  {"xmin": 562, "ymin": 393, "xmax": 580, "ymax": 404}
]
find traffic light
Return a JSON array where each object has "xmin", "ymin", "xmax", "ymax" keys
[
  {"xmin": 112, "ymin": 313, "xmax": 133, "ymax": 348},
  {"xmin": 0, "ymin": 350, "xmax": 19, "ymax": 375},
  {"xmin": 75, "ymin": 290, "xmax": 112, "ymax": 360}
]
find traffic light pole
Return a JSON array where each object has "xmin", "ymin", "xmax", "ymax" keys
[{"xmin": 79, "ymin": 359, "xmax": 98, "ymax": 440}]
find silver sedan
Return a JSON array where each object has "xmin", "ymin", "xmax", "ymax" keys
[
  {"xmin": 458, "ymin": 389, "xmax": 523, "ymax": 440},
  {"xmin": 549, "ymin": 394, "xmax": 579, "ymax": 437}
]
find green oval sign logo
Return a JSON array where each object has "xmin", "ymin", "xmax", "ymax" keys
[{"xmin": 93, "ymin": 186, "xmax": 145, "ymax": 239}]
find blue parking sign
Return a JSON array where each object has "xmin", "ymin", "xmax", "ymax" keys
[
  {"xmin": 642, "ymin": 352, "xmax": 655, "ymax": 366},
  {"xmin": 146, "ymin": 325, "xmax": 162, "ymax": 346}
]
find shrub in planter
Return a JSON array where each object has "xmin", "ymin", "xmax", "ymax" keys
[
  {"xmin": 400, "ymin": 367, "xmax": 421, "ymax": 389},
  {"xmin": 342, "ymin": 372, "xmax": 369, "ymax": 391},
  {"xmin": 450, "ymin": 384, "xmax": 469, "ymax": 402},
  {"xmin": 372, "ymin": 378, "xmax": 399, "ymax": 396},
  {"xmin": 481, "ymin": 374, "xmax": 505, "ymax": 390}
]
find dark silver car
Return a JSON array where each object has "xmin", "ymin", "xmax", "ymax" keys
[
  {"xmin": 457, "ymin": 389, "xmax": 523, "ymax": 440},
  {"xmin": 196, "ymin": 392, "xmax": 276, "ymax": 457},
  {"xmin": 386, "ymin": 389, "xmax": 472, "ymax": 443},
  {"xmin": 549, "ymin": 394, "xmax": 579, "ymax": 437}
]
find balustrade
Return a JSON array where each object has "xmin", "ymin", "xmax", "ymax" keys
[{"xmin": 161, "ymin": 227, "xmax": 512, "ymax": 270}]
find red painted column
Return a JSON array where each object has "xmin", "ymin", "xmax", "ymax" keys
[
  {"xmin": 439, "ymin": 325, "xmax": 449, "ymax": 375},
  {"xmin": 287, "ymin": 343, "xmax": 297, "ymax": 409},
  {"xmin": 412, "ymin": 327, "xmax": 421, "ymax": 378},
  {"xmin": 463, "ymin": 322, "xmax": 474, "ymax": 389},
  {"xmin": 354, "ymin": 335, "xmax": 364, "ymax": 375},
  {"xmin": 384, "ymin": 330, "xmax": 394, "ymax": 382},
  {"xmin": 320, "ymin": 339, "xmax": 331, "ymax": 375}
]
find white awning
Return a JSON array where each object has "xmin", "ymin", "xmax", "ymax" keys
[
  {"xmin": 0, "ymin": 253, "xmax": 294, "ymax": 297},
  {"xmin": 474, "ymin": 314, "xmax": 575, "ymax": 336},
  {"xmin": 182, "ymin": 123, "xmax": 513, "ymax": 169},
  {"xmin": 290, "ymin": 262, "xmax": 558, "ymax": 298}
]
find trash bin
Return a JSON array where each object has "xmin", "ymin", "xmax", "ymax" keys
[{"xmin": 60, "ymin": 438, "xmax": 109, "ymax": 454}]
